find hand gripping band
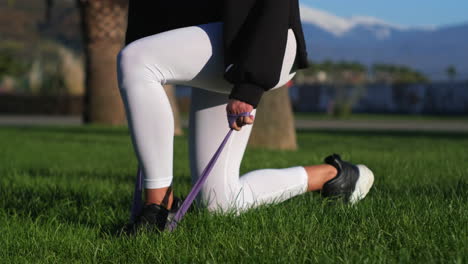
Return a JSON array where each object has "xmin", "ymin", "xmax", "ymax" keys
[{"xmin": 227, "ymin": 112, "xmax": 252, "ymax": 127}]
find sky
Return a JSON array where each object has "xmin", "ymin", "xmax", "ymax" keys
[{"xmin": 301, "ymin": 0, "xmax": 468, "ymax": 27}]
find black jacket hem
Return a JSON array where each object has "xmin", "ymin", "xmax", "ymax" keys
[{"xmin": 228, "ymin": 83, "xmax": 265, "ymax": 108}]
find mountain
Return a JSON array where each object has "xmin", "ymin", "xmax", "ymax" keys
[
  {"xmin": 299, "ymin": 5, "xmax": 468, "ymax": 80},
  {"xmin": 1, "ymin": 1, "xmax": 466, "ymax": 80},
  {"xmin": 299, "ymin": 5, "xmax": 419, "ymax": 39}
]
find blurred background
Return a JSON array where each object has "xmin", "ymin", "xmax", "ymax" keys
[{"xmin": 0, "ymin": 0, "xmax": 467, "ymax": 138}]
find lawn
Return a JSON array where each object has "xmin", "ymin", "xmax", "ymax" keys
[
  {"xmin": 294, "ymin": 112, "xmax": 468, "ymax": 122},
  {"xmin": 0, "ymin": 126, "xmax": 467, "ymax": 263}
]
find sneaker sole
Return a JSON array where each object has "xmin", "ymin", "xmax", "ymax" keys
[{"xmin": 349, "ymin": 165, "xmax": 375, "ymax": 204}]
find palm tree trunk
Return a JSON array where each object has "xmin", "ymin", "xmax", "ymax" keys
[
  {"xmin": 78, "ymin": 0, "xmax": 128, "ymax": 125},
  {"xmin": 248, "ymin": 85, "xmax": 297, "ymax": 150}
]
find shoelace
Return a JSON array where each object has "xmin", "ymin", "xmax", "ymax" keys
[{"xmin": 130, "ymin": 112, "xmax": 252, "ymax": 231}]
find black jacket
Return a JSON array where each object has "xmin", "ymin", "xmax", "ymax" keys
[{"xmin": 125, "ymin": 0, "xmax": 309, "ymax": 108}]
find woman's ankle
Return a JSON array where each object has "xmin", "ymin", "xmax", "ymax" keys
[
  {"xmin": 304, "ymin": 164, "xmax": 338, "ymax": 192},
  {"xmin": 145, "ymin": 186, "xmax": 174, "ymax": 209}
]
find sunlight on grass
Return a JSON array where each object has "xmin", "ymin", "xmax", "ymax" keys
[{"xmin": 0, "ymin": 126, "xmax": 467, "ymax": 263}]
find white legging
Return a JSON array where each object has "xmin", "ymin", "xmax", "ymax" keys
[{"xmin": 117, "ymin": 22, "xmax": 308, "ymax": 213}]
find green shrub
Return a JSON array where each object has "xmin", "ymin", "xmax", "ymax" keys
[{"xmin": 0, "ymin": 41, "xmax": 30, "ymax": 78}]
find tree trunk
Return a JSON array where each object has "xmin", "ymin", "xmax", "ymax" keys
[
  {"xmin": 78, "ymin": 0, "xmax": 128, "ymax": 125},
  {"xmin": 248, "ymin": 85, "xmax": 297, "ymax": 150},
  {"xmin": 163, "ymin": 84, "xmax": 183, "ymax": 136}
]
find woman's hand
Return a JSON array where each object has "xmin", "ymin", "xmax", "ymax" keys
[{"xmin": 226, "ymin": 99, "xmax": 255, "ymax": 131}]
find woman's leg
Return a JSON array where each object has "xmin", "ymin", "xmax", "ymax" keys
[
  {"xmin": 116, "ymin": 22, "xmax": 342, "ymax": 214},
  {"xmin": 117, "ymin": 42, "xmax": 176, "ymax": 207},
  {"xmin": 187, "ymin": 24, "xmax": 337, "ymax": 213},
  {"xmin": 189, "ymin": 89, "xmax": 329, "ymax": 213},
  {"xmin": 117, "ymin": 23, "xmax": 231, "ymax": 208},
  {"xmin": 118, "ymin": 22, "xmax": 258, "ymax": 209}
]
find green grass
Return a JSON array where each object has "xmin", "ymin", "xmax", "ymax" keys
[
  {"xmin": 0, "ymin": 126, "xmax": 467, "ymax": 263},
  {"xmin": 294, "ymin": 112, "xmax": 468, "ymax": 122}
]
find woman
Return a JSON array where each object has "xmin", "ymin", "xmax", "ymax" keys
[{"xmin": 117, "ymin": 0, "xmax": 374, "ymax": 231}]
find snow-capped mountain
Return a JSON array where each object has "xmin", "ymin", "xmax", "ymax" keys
[
  {"xmin": 299, "ymin": 5, "xmax": 468, "ymax": 79},
  {"xmin": 299, "ymin": 5, "xmax": 416, "ymax": 39}
]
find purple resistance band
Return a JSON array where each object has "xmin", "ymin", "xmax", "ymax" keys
[{"xmin": 130, "ymin": 112, "xmax": 252, "ymax": 230}]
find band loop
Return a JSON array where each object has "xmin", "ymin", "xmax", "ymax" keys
[{"xmin": 227, "ymin": 112, "xmax": 252, "ymax": 126}]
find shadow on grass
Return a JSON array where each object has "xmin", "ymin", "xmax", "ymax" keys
[
  {"xmin": 297, "ymin": 129, "xmax": 468, "ymax": 140},
  {"xmin": 2, "ymin": 125, "xmax": 186, "ymax": 145},
  {"xmin": 1, "ymin": 125, "xmax": 130, "ymax": 136},
  {"xmin": 4, "ymin": 125, "xmax": 468, "ymax": 142}
]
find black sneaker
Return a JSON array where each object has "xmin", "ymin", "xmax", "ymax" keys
[
  {"xmin": 131, "ymin": 203, "xmax": 169, "ymax": 233},
  {"xmin": 321, "ymin": 154, "xmax": 374, "ymax": 204},
  {"xmin": 165, "ymin": 196, "xmax": 182, "ymax": 229},
  {"xmin": 128, "ymin": 196, "xmax": 183, "ymax": 234}
]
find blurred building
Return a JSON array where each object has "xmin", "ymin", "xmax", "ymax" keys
[{"xmin": 293, "ymin": 81, "xmax": 468, "ymax": 115}]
